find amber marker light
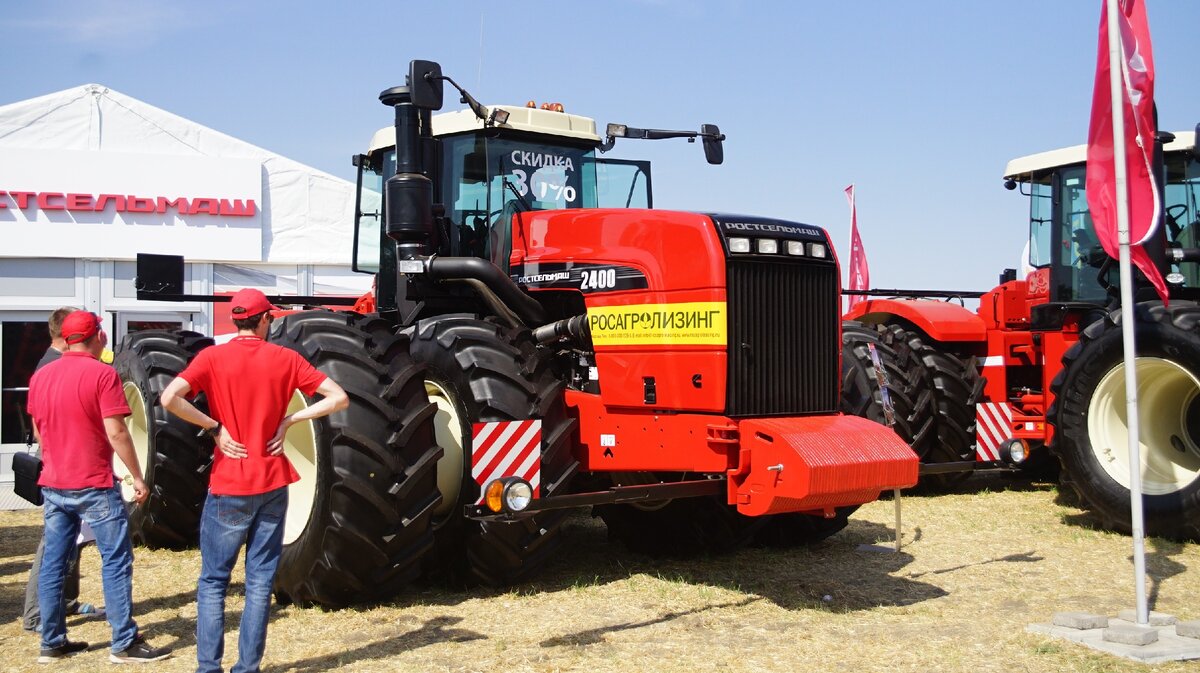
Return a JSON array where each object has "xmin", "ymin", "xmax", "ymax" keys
[{"xmin": 485, "ymin": 480, "xmax": 506, "ymax": 513}]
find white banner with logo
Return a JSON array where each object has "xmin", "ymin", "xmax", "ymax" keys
[{"xmin": 0, "ymin": 148, "xmax": 262, "ymax": 261}]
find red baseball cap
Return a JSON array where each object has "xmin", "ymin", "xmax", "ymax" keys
[
  {"xmin": 229, "ymin": 288, "xmax": 279, "ymax": 318},
  {"xmin": 62, "ymin": 311, "xmax": 101, "ymax": 345}
]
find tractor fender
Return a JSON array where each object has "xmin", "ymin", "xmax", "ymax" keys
[{"xmin": 844, "ymin": 298, "xmax": 987, "ymax": 343}]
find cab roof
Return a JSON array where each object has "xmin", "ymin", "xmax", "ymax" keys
[
  {"xmin": 1003, "ymin": 131, "xmax": 1196, "ymax": 180},
  {"xmin": 367, "ymin": 104, "xmax": 601, "ymax": 155}
]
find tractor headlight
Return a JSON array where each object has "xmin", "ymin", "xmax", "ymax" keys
[
  {"xmin": 728, "ymin": 237, "xmax": 751, "ymax": 254},
  {"xmin": 504, "ymin": 480, "xmax": 533, "ymax": 511},
  {"xmin": 484, "ymin": 477, "xmax": 534, "ymax": 513},
  {"xmin": 1003, "ymin": 438, "xmax": 1030, "ymax": 464},
  {"xmin": 809, "ymin": 243, "xmax": 827, "ymax": 258},
  {"xmin": 756, "ymin": 239, "xmax": 779, "ymax": 254},
  {"xmin": 786, "ymin": 240, "xmax": 806, "ymax": 256}
]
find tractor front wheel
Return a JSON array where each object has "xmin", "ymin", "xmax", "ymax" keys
[
  {"xmin": 876, "ymin": 323, "xmax": 981, "ymax": 488},
  {"xmin": 270, "ymin": 311, "xmax": 442, "ymax": 607},
  {"xmin": 1051, "ymin": 302, "xmax": 1200, "ymax": 541},
  {"xmin": 408, "ymin": 315, "xmax": 579, "ymax": 586}
]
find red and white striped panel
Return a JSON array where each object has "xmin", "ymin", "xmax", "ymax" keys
[
  {"xmin": 975, "ymin": 402, "xmax": 1013, "ymax": 462},
  {"xmin": 471, "ymin": 420, "xmax": 542, "ymax": 504}
]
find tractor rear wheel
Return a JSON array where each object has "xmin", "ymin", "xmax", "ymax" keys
[
  {"xmin": 113, "ymin": 330, "xmax": 214, "ymax": 548},
  {"xmin": 408, "ymin": 315, "xmax": 579, "ymax": 586},
  {"xmin": 1050, "ymin": 302, "xmax": 1200, "ymax": 541},
  {"xmin": 877, "ymin": 323, "xmax": 981, "ymax": 487},
  {"xmin": 271, "ymin": 311, "xmax": 442, "ymax": 607},
  {"xmin": 594, "ymin": 472, "xmax": 766, "ymax": 556}
]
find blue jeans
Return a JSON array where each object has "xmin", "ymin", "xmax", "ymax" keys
[
  {"xmin": 39, "ymin": 483, "xmax": 138, "ymax": 653},
  {"xmin": 196, "ymin": 487, "xmax": 287, "ymax": 673}
]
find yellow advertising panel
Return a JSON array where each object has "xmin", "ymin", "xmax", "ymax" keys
[{"xmin": 587, "ymin": 302, "xmax": 726, "ymax": 346}]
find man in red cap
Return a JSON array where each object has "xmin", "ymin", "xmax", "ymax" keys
[
  {"xmin": 23, "ymin": 306, "xmax": 103, "ymax": 634},
  {"xmin": 26, "ymin": 311, "xmax": 171, "ymax": 663},
  {"xmin": 161, "ymin": 289, "xmax": 347, "ymax": 673}
]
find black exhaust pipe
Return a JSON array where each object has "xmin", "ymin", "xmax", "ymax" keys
[{"xmin": 379, "ymin": 86, "xmax": 434, "ymax": 260}]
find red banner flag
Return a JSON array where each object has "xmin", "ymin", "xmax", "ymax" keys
[
  {"xmin": 845, "ymin": 184, "xmax": 869, "ymax": 311},
  {"xmin": 1085, "ymin": 0, "xmax": 1167, "ymax": 303}
]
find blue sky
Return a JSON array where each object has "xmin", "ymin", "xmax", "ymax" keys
[{"xmin": 4, "ymin": 1, "xmax": 1199, "ymax": 292}]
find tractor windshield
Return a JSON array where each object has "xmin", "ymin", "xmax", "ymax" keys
[
  {"xmin": 1024, "ymin": 150, "xmax": 1200, "ymax": 302},
  {"xmin": 439, "ymin": 134, "xmax": 598, "ymax": 259}
]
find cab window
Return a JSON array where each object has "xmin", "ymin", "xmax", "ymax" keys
[{"xmin": 439, "ymin": 134, "xmax": 598, "ymax": 260}]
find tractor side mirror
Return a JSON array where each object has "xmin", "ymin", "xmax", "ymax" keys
[
  {"xmin": 1193, "ymin": 122, "xmax": 1200, "ymax": 162},
  {"xmin": 408, "ymin": 60, "xmax": 444, "ymax": 111},
  {"xmin": 701, "ymin": 124, "xmax": 724, "ymax": 165}
]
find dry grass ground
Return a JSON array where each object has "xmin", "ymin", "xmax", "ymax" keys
[{"xmin": 1, "ymin": 475, "xmax": 1196, "ymax": 673}]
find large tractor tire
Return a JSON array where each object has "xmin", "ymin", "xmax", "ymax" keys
[
  {"xmin": 876, "ymin": 322, "xmax": 981, "ymax": 487},
  {"xmin": 408, "ymin": 315, "xmax": 579, "ymax": 586},
  {"xmin": 1049, "ymin": 302, "xmax": 1200, "ymax": 541},
  {"xmin": 113, "ymin": 330, "xmax": 214, "ymax": 549},
  {"xmin": 270, "ymin": 311, "xmax": 442, "ymax": 607},
  {"xmin": 840, "ymin": 321, "xmax": 935, "ymax": 456},
  {"xmin": 594, "ymin": 473, "xmax": 766, "ymax": 556}
]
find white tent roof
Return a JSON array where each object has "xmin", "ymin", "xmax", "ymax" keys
[{"xmin": 0, "ymin": 84, "xmax": 354, "ymax": 264}]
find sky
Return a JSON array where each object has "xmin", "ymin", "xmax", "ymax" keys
[{"xmin": 3, "ymin": 0, "xmax": 1199, "ymax": 294}]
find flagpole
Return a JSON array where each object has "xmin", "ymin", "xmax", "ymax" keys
[{"xmin": 1104, "ymin": 0, "xmax": 1148, "ymax": 626}]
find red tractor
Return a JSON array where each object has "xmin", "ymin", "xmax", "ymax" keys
[
  {"xmin": 843, "ymin": 128, "xmax": 1200, "ymax": 539},
  {"xmin": 120, "ymin": 60, "xmax": 918, "ymax": 607}
]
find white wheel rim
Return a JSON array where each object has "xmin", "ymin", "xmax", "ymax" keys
[
  {"xmin": 118, "ymin": 382, "xmax": 151, "ymax": 504},
  {"xmin": 282, "ymin": 391, "xmax": 317, "ymax": 545},
  {"xmin": 1087, "ymin": 356, "xmax": 1200, "ymax": 495},
  {"xmin": 426, "ymin": 380, "xmax": 464, "ymax": 525}
]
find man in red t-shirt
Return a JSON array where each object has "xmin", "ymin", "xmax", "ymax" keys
[
  {"xmin": 24, "ymin": 306, "xmax": 101, "ymax": 634},
  {"xmin": 161, "ymin": 289, "xmax": 347, "ymax": 673},
  {"xmin": 26, "ymin": 311, "xmax": 171, "ymax": 664}
]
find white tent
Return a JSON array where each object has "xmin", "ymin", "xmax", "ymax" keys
[{"xmin": 0, "ymin": 83, "xmax": 354, "ymax": 264}]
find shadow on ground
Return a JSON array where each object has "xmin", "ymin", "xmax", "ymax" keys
[
  {"xmin": 262, "ymin": 616, "xmax": 484, "ymax": 673},
  {"xmin": 394, "ymin": 514, "xmax": 946, "ymax": 615}
]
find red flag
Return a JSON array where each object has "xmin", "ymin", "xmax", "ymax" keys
[
  {"xmin": 1085, "ymin": 0, "xmax": 1167, "ymax": 303},
  {"xmin": 845, "ymin": 184, "xmax": 869, "ymax": 311}
]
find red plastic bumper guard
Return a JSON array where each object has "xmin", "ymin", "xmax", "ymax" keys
[{"xmin": 728, "ymin": 415, "xmax": 918, "ymax": 516}]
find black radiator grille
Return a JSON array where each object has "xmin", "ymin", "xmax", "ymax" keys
[{"xmin": 725, "ymin": 260, "xmax": 839, "ymax": 417}]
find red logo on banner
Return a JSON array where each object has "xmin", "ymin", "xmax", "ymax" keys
[{"xmin": 0, "ymin": 191, "xmax": 257, "ymax": 217}]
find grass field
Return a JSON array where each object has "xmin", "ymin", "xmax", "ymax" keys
[{"xmin": 1, "ymin": 475, "xmax": 1196, "ymax": 672}]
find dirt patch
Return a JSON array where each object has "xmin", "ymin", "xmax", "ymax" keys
[{"xmin": 1, "ymin": 474, "xmax": 1196, "ymax": 672}]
